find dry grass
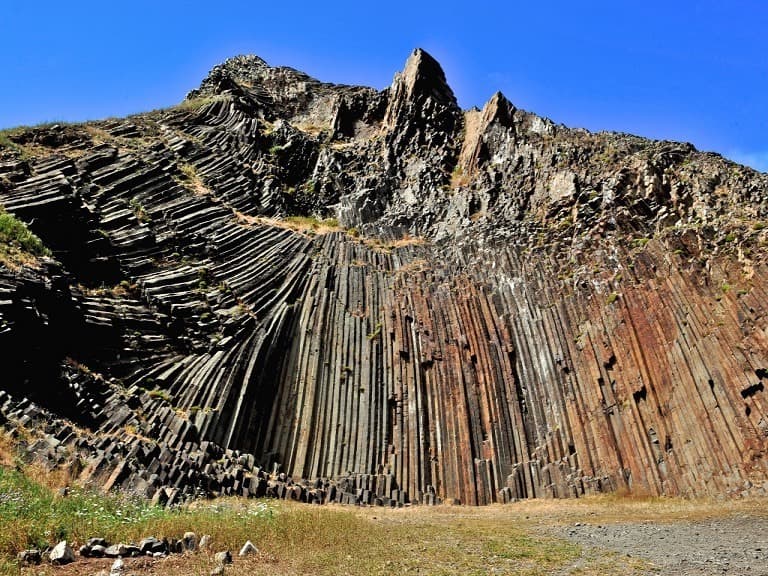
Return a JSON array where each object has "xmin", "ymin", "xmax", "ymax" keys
[
  {"xmin": 11, "ymin": 499, "xmax": 590, "ymax": 576},
  {"xmin": 508, "ymin": 492, "xmax": 768, "ymax": 525},
  {"xmin": 177, "ymin": 162, "xmax": 210, "ymax": 196},
  {"xmin": 450, "ymin": 165, "xmax": 472, "ymax": 188},
  {"xmin": 234, "ymin": 212, "xmax": 343, "ymax": 237},
  {"xmin": 362, "ymin": 233, "xmax": 427, "ymax": 253}
]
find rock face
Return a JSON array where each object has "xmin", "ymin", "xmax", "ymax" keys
[{"xmin": 1, "ymin": 49, "xmax": 767, "ymax": 505}]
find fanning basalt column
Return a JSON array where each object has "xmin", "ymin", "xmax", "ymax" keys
[{"xmin": 0, "ymin": 49, "xmax": 767, "ymax": 504}]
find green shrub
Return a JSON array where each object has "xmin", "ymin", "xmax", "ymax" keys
[{"xmin": 0, "ymin": 211, "xmax": 49, "ymax": 256}]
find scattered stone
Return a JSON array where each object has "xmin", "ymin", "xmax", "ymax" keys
[
  {"xmin": 110, "ymin": 557, "xmax": 124, "ymax": 575},
  {"xmin": 214, "ymin": 550, "xmax": 233, "ymax": 565},
  {"xmin": 88, "ymin": 537, "xmax": 109, "ymax": 548},
  {"xmin": 49, "ymin": 540, "xmax": 75, "ymax": 565},
  {"xmin": 183, "ymin": 531, "xmax": 198, "ymax": 551},
  {"xmin": 105, "ymin": 543, "xmax": 126, "ymax": 557},
  {"xmin": 239, "ymin": 540, "xmax": 258, "ymax": 556},
  {"xmin": 210, "ymin": 565, "xmax": 226, "ymax": 576},
  {"xmin": 17, "ymin": 549, "xmax": 41, "ymax": 565},
  {"xmin": 104, "ymin": 543, "xmax": 140, "ymax": 558},
  {"xmin": 199, "ymin": 534, "xmax": 212, "ymax": 549},
  {"xmin": 139, "ymin": 536, "xmax": 167, "ymax": 555},
  {"xmin": 90, "ymin": 544, "xmax": 107, "ymax": 557}
]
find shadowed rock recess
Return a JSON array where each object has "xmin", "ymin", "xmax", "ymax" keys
[{"xmin": 1, "ymin": 49, "xmax": 767, "ymax": 506}]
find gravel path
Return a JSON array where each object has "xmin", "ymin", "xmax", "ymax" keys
[{"xmin": 558, "ymin": 514, "xmax": 768, "ymax": 575}]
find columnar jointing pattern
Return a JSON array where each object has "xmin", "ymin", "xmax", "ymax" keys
[{"xmin": 0, "ymin": 49, "xmax": 767, "ymax": 505}]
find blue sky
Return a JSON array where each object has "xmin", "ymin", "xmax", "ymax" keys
[{"xmin": 1, "ymin": 1, "xmax": 766, "ymax": 171}]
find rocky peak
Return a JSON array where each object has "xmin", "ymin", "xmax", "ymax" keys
[
  {"xmin": 383, "ymin": 48, "xmax": 459, "ymax": 130},
  {"xmin": 481, "ymin": 91, "xmax": 515, "ymax": 128},
  {"xmin": 397, "ymin": 48, "xmax": 456, "ymax": 106},
  {"xmin": 186, "ymin": 54, "xmax": 330, "ymax": 120},
  {"xmin": 187, "ymin": 54, "xmax": 270, "ymax": 98}
]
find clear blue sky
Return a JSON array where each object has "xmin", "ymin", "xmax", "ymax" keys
[{"xmin": 2, "ymin": 1, "xmax": 766, "ymax": 171}]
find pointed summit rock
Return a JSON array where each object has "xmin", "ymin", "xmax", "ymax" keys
[
  {"xmin": 457, "ymin": 91, "xmax": 517, "ymax": 177},
  {"xmin": 480, "ymin": 91, "xmax": 515, "ymax": 128},
  {"xmin": 384, "ymin": 48, "xmax": 459, "ymax": 129},
  {"xmin": 188, "ymin": 55, "xmax": 270, "ymax": 99},
  {"xmin": 398, "ymin": 48, "xmax": 457, "ymax": 107}
]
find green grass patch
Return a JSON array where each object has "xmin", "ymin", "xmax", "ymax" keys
[
  {"xmin": 175, "ymin": 95, "xmax": 227, "ymax": 112},
  {"xmin": 0, "ymin": 209, "xmax": 50, "ymax": 268},
  {"xmin": 0, "ymin": 467, "xmax": 168, "ymax": 556}
]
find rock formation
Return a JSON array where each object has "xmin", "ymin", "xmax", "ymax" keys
[{"xmin": 0, "ymin": 49, "xmax": 767, "ymax": 505}]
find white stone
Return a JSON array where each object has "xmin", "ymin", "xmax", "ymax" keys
[
  {"xmin": 50, "ymin": 540, "xmax": 75, "ymax": 565},
  {"xmin": 239, "ymin": 540, "xmax": 258, "ymax": 556}
]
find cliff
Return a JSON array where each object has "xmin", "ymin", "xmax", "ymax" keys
[{"xmin": 0, "ymin": 49, "xmax": 767, "ymax": 505}]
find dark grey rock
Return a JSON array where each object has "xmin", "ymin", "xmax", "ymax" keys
[
  {"xmin": 90, "ymin": 544, "xmax": 107, "ymax": 557},
  {"xmin": 183, "ymin": 531, "xmax": 197, "ymax": 551},
  {"xmin": 17, "ymin": 549, "xmax": 41, "ymax": 565}
]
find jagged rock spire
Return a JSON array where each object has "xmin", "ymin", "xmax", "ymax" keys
[
  {"xmin": 481, "ymin": 91, "xmax": 515, "ymax": 128},
  {"xmin": 384, "ymin": 48, "xmax": 459, "ymax": 129},
  {"xmin": 398, "ymin": 48, "xmax": 456, "ymax": 105}
]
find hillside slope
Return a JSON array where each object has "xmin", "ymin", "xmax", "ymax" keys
[{"xmin": 1, "ymin": 49, "xmax": 767, "ymax": 505}]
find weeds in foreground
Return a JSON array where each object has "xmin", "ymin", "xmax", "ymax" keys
[
  {"xmin": 0, "ymin": 429, "xmax": 680, "ymax": 576},
  {"xmin": 0, "ymin": 461, "xmax": 608, "ymax": 576}
]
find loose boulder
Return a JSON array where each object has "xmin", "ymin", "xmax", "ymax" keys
[{"xmin": 50, "ymin": 540, "xmax": 75, "ymax": 565}]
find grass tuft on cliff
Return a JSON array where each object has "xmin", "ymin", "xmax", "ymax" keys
[{"xmin": 0, "ymin": 208, "xmax": 50, "ymax": 269}]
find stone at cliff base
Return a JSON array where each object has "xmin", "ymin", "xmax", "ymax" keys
[
  {"xmin": 239, "ymin": 540, "xmax": 258, "ymax": 556},
  {"xmin": 50, "ymin": 541, "xmax": 75, "ymax": 565},
  {"xmin": 17, "ymin": 549, "xmax": 41, "ymax": 565},
  {"xmin": 183, "ymin": 531, "xmax": 198, "ymax": 551},
  {"xmin": 110, "ymin": 557, "xmax": 124, "ymax": 575}
]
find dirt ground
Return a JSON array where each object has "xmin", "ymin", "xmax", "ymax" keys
[
  {"xmin": 554, "ymin": 513, "xmax": 768, "ymax": 575},
  {"xmin": 518, "ymin": 496, "xmax": 768, "ymax": 576}
]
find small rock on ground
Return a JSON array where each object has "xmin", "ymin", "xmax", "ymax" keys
[
  {"xmin": 239, "ymin": 540, "xmax": 258, "ymax": 556},
  {"xmin": 50, "ymin": 540, "xmax": 75, "ymax": 565}
]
